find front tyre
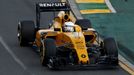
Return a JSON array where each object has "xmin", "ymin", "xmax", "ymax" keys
[
  {"xmin": 40, "ymin": 38, "xmax": 57, "ymax": 66},
  {"xmin": 104, "ymin": 37, "xmax": 118, "ymax": 65}
]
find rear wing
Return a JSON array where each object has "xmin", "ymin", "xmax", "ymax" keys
[
  {"xmin": 36, "ymin": 2, "xmax": 71, "ymax": 29},
  {"xmin": 36, "ymin": 2, "xmax": 70, "ymax": 12}
]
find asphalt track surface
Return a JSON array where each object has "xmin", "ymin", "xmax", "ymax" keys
[{"xmin": 0, "ymin": 0, "xmax": 130, "ymax": 75}]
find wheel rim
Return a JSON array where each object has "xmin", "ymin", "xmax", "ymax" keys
[
  {"xmin": 47, "ymin": 58, "xmax": 54, "ymax": 69},
  {"xmin": 17, "ymin": 26, "xmax": 22, "ymax": 44}
]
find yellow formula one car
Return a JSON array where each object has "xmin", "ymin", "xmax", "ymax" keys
[{"xmin": 17, "ymin": 2, "xmax": 118, "ymax": 69}]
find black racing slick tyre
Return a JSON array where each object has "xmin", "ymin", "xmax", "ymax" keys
[
  {"xmin": 17, "ymin": 21, "xmax": 35, "ymax": 46},
  {"xmin": 40, "ymin": 38, "xmax": 57, "ymax": 66},
  {"xmin": 104, "ymin": 37, "xmax": 118, "ymax": 65},
  {"xmin": 75, "ymin": 19, "xmax": 92, "ymax": 30}
]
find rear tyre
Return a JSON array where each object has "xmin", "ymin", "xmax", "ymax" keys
[
  {"xmin": 17, "ymin": 21, "xmax": 35, "ymax": 46},
  {"xmin": 75, "ymin": 19, "xmax": 92, "ymax": 30},
  {"xmin": 104, "ymin": 37, "xmax": 118, "ymax": 65},
  {"xmin": 40, "ymin": 38, "xmax": 57, "ymax": 66}
]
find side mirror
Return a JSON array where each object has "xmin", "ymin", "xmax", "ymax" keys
[
  {"xmin": 82, "ymin": 27, "xmax": 88, "ymax": 30},
  {"xmin": 54, "ymin": 28, "xmax": 61, "ymax": 31}
]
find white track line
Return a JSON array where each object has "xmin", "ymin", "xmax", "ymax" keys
[
  {"xmin": 105, "ymin": 0, "xmax": 116, "ymax": 13},
  {"xmin": 0, "ymin": 36, "xmax": 27, "ymax": 70}
]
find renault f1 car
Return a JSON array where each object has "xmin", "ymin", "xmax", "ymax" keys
[{"xmin": 17, "ymin": 2, "xmax": 118, "ymax": 69}]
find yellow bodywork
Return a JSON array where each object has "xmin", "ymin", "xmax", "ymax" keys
[
  {"xmin": 56, "ymin": 32, "xmax": 89, "ymax": 64},
  {"xmin": 35, "ymin": 11, "xmax": 96, "ymax": 64}
]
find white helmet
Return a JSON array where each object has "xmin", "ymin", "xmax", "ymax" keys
[{"xmin": 63, "ymin": 22, "xmax": 74, "ymax": 32}]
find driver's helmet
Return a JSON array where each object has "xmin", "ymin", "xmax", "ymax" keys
[{"xmin": 63, "ymin": 22, "xmax": 74, "ymax": 32}]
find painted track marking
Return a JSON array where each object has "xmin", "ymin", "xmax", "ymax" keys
[
  {"xmin": 0, "ymin": 36, "xmax": 27, "ymax": 70},
  {"xmin": 80, "ymin": 9, "xmax": 111, "ymax": 14},
  {"xmin": 0, "ymin": 36, "xmax": 35, "ymax": 75},
  {"xmin": 76, "ymin": 0, "xmax": 105, "ymax": 3},
  {"xmin": 119, "ymin": 55, "xmax": 134, "ymax": 75},
  {"xmin": 105, "ymin": 0, "xmax": 116, "ymax": 13}
]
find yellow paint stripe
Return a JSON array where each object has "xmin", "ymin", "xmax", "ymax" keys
[
  {"xmin": 80, "ymin": 9, "xmax": 111, "ymax": 14},
  {"xmin": 76, "ymin": 0, "xmax": 105, "ymax": 3},
  {"xmin": 119, "ymin": 61, "xmax": 134, "ymax": 75}
]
